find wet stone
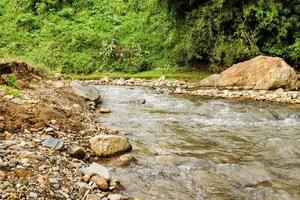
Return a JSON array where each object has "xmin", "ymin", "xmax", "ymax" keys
[{"xmin": 116, "ymin": 154, "xmax": 136, "ymax": 166}]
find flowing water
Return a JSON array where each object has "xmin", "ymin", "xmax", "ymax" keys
[{"xmin": 96, "ymin": 85, "xmax": 300, "ymax": 200}]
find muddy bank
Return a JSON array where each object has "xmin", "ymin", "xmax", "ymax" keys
[{"xmin": 81, "ymin": 77, "xmax": 300, "ymax": 104}]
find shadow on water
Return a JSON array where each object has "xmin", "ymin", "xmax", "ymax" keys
[{"xmin": 96, "ymin": 85, "xmax": 300, "ymax": 200}]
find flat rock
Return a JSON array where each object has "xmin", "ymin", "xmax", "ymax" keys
[
  {"xmin": 91, "ymin": 135, "xmax": 132, "ymax": 157},
  {"xmin": 42, "ymin": 138, "xmax": 64, "ymax": 150},
  {"xmin": 70, "ymin": 81, "xmax": 102, "ymax": 103},
  {"xmin": 80, "ymin": 162, "xmax": 110, "ymax": 181}
]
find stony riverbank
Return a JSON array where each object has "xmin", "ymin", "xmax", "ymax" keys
[
  {"xmin": 0, "ymin": 72, "xmax": 136, "ymax": 200},
  {"xmin": 81, "ymin": 77, "xmax": 300, "ymax": 104}
]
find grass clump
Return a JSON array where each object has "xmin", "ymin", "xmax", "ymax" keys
[{"xmin": 0, "ymin": 85, "xmax": 21, "ymax": 98}]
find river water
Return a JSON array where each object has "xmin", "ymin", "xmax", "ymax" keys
[{"xmin": 96, "ymin": 85, "xmax": 300, "ymax": 200}]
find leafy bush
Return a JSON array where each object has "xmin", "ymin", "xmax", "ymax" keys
[
  {"xmin": 98, "ymin": 37, "xmax": 151, "ymax": 73},
  {"xmin": 58, "ymin": 7, "xmax": 74, "ymax": 19},
  {"xmin": 17, "ymin": 13, "xmax": 41, "ymax": 31}
]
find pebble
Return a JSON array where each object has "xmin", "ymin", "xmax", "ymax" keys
[
  {"xmin": 108, "ymin": 194, "xmax": 123, "ymax": 200},
  {"xmin": 86, "ymin": 194, "xmax": 102, "ymax": 200},
  {"xmin": 99, "ymin": 108, "xmax": 111, "ymax": 113},
  {"xmin": 70, "ymin": 147, "xmax": 86, "ymax": 159},
  {"xmin": 0, "ymin": 169, "xmax": 6, "ymax": 178},
  {"xmin": 49, "ymin": 178, "xmax": 60, "ymax": 189},
  {"xmin": 91, "ymin": 175, "xmax": 109, "ymax": 191},
  {"xmin": 29, "ymin": 192, "xmax": 38, "ymax": 199},
  {"xmin": 45, "ymin": 127, "xmax": 55, "ymax": 133},
  {"xmin": 77, "ymin": 182, "xmax": 90, "ymax": 196}
]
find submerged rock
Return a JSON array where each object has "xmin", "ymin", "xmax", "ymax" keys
[
  {"xmin": 70, "ymin": 81, "xmax": 102, "ymax": 104},
  {"xmin": 90, "ymin": 135, "xmax": 132, "ymax": 157},
  {"xmin": 127, "ymin": 98, "xmax": 146, "ymax": 105},
  {"xmin": 116, "ymin": 154, "xmax": 136, "ymax": 166},
  {"xmin": 216, "ymin": 163, "xmax": 273, "ymax": 186},
  {"xmin": 99, "ymin": 108, "xmax": 111, "ymax": 113},
  {"xmin": 200, "ymin": 56, "xmax": 298, "ymax": 90}
]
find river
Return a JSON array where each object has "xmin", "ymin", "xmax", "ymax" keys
[{"xmin": 96, "ymin": 85, "xmax": 300, "ymax": 200}]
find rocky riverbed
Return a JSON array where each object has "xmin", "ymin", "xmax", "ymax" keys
[{"xmin": 82, "ymin": 77, "xmax": 300, "ymax": 104}]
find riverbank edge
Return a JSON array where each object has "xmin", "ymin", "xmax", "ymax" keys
[{"xmin": 78, "ymin": 77, "xmax": 300, "ymax": 105}]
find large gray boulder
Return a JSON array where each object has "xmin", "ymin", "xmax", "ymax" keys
[
  {"xmin": 200, "ymin": 56, "xmax": 298, "ymax": 90},
  {"xmin": 90, "ymin": 135, "xmax": 132, "ymax": 157},
  {"xmin": 70, "ymin": 81, "xmax": 102, "ymax": 103}
]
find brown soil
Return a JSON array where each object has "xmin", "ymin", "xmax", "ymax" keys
[
  {"xmin": 0, "ymin": 61, "xmax": 43, "ymax": 85},
  {"xmin": 0, "ymin": 96, "xmax": 85, "ymax": 133},
  {"xmin": 0, "ymin": 61, "xmax": 98, "ymax": 134}
]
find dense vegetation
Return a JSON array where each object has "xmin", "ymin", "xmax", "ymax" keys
[{"xmin": 0, "ymin": 0, "xmax": 299, "ymax": 74}]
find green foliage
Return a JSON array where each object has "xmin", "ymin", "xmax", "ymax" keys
[
  {"xmin": 6, "ymin": 74, "xmax": 18, "ymax": 88},
  {"xmin": 166, "ymin": 0, "xmax": 300, "ymax": 71},
  {"xmin": 0, "ymin": 0, "xmax": 299, "ymax": 74},
  {"xmin": 17, "ymin": 13, "xmax": 41, "ymax": 31},
  {"xmin": 98, "ymin": 37, "xmax": 151, "ymax": 73},
  {"xmin": 0, "ymin": 0, "xmax": 170, "ymax": 74}
]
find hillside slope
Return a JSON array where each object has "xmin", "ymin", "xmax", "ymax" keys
[{"xmin": 0, "ymin": 0, "xmax": 299, "ymax": 74}]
